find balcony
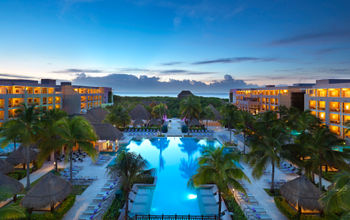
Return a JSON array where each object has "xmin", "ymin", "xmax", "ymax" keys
[{"xmin": 344, "ymin": 103, "xmax": 350, "ymax": 114}]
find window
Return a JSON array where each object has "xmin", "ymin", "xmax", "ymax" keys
[
  {"xmin": 344, "ymin": 103, "xmax": 350, "ymax": 113},
  {"xmin": 309, "ymin": 100, "xmax": 316, "ymax": 109},
  {"xmin": 317, "ymin": 89, "xmax": 327, "ymax": 97},
  {"xmin": 329, "ymin": 102, "xmax": 340, "ymax": 112},
  {"xmin": 328, "ymin": 89, "xmax": 340, "ymax": 97},
  {"xmin": 330, "ymin": 114, "xmax": 340, "ymax": 124},
  {"xmin": 318, "ymin": 101, "xmax": 326, "ymax": 110},
  {"xmin": 342, "ymin": 88, "xmax": 350, "ymax": 98},
  {"xmin": 318, "ymin": 112, "xmax": 326, "ymax": 121},
  {"xmin": 329, "ymin": 125, "xmax": 340, "ymax": 136}
]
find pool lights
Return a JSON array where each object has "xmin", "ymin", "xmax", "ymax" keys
[{"xmin": 187, "ymin": 194, "xmax": 197, "ymax": 200}]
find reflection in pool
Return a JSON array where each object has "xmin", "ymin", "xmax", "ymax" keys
[{"xmin": 126, "ymin": 137, "xmax": 221, "ymax": 215}]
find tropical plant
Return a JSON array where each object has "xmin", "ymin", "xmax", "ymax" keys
[
  {"xmin": 234, "ymin": 110, "xmax": 255, "ymax": 154},
  {"xmin": 180, "ymin": 96, "xmax": 202, "ymax": 122},
  {"xmin": 0, "ymin": 187, "xmax": 26, "ymax": 219},
  {"xmin": 36, "ymin": 109, "xmax": 67, "ymax": 172},
  {"xmin": 246, "ymin": 111, "xmax": 290, "ymax": 193},
  {"xmin": 151, "ymin": 103, "xmax": 167, "ymax": 119},
  {"xmin": 220, "ymin": 104, "xmax": 239, "ymax": 143},
  {"xmin": 104, "ymin": 104, "xmax": 131, "ymax": 129},
  {"xmin": 0, "ymin": 104, "xmax": 40, "ymax": 189},
  {"xmin": 189, "ymin": 146, "xmax": 249, "ymax": 219},
  {"xmin": 107, "ymin": 151, "xmax": 154, "ymax": 220},
  {"xmin": 320, "ymin": 171, "xmax": 350, "ymax": 219},
  {"xmin": 201, "ymin": 105, "xmax": 215, "ymax": 127},
  {"xmin": 55, "ymin": 116, "xmax": 98, "ymax": 181}
]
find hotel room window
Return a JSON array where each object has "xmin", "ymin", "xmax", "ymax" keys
[
  {"xmin": 329, "ymin": 102, "xmax": 340, "ymax": 112},
  {"xmin": 318, "ymin": 101, "xmax": 326, "ymax": 110},
  {"xmin": 328, "ymin": 89, "xmax": 340, "ymax": 97},
  {"xmin": 317, "ymin": 89, "xmax": 327, "ymax": 97},
  {"xmin": 342, "ymin": 88, "xmax": 350, "ymax": 98},
  {"xmin": 329, "ymin": 125, "xmax": 340, "ymax": 136},
  {"xmin": 309, "ymin": 100, "xmax": 316, "ymax": 109},
  {"xmin": 344, "ymin": 103, "xmax": 350, "ymax": 113},
  {"xmin": 0, "ymin": 99, "xmax": 4, "ymax": 108},
  {"xmin": 330, "ymin": 114, "xmax": 340, "ymax": 124},
  {"xmin": 318, "ymin": 112, "xmax": 326, "ymax": 122}
]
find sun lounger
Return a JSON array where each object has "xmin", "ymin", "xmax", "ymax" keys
[{"xmin": 83, "ymin": 207, "xmax": 102, "ymax": 216}]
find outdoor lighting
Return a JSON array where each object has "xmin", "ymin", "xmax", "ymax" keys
[{"xmin": 187, "ymin": 194, "xmax": 197, "ymax": 200}]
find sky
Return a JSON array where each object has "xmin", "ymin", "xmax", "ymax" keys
[{"xmin": 0, "ymin": 0, "xmax": 350, "ymax": 93}]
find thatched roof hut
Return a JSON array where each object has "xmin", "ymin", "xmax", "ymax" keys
[
  {"xmin": 177, "ymin": 90, "xmax": 194, "ymax": 99},
  {"xmin": 83, "ymin": 107, "xmax": 109, "ymax": 124},
  {"xmin": 129, "ymin": 104, "xmax": 150, "ymax": 120},
  {"xmin": 91, "ymin": 123, "xmax": 123, "ymax": 140},
  {"xmin": 280, "ymin": 176, "xmax": 322, "ymax": 212},
  {"xmin": 188, "ymin": 119, "xmax": 201, "ymax": 127},
  {"xmin": 0, "ymin": 173, "xmax": 24, "ymax": 195},
  {"xmin": 6, "ymin": 146, "xmax": 37, "ymax": 165},
  {"xmin": 133, "ymin": 119, "xmax": 144, "ymax": 127},
  {"xmin": 148, "ymin": 118, "xmax": 162, "ymax": 127},
  {"xmin": 208, "ymin": 104, "xmax": 222, "ymax": 121},
  {"xmin": 0, "ymin": 159, "xmax": 13, "ymax": 174},
  {"xmin": 21, "ymin": 172, "xmax": 72, "ymax": 210}
]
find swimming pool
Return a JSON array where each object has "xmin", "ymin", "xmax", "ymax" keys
[{"xmin": 126, "ymin": 137, "xmax": 221, "ymax": 215}]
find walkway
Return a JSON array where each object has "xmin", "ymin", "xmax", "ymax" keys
[
  {"xmin": 19, "ymin": 161, "xmax": 56, "ymax": 186},
  {"xmin": 166, "ymin": 118, "xmax": 183, "ymax": 136},
  {"xmin": 63, "ymin": 156, "xmax": 114, "ymax": 220}
]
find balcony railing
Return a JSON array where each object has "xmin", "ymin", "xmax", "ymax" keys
[
  {"xmin": 330, "ymin": 120, "xmax": 340, "ymax": 124},
  {"xmin": 330, "ymin": 108, "xmax": 340, "ymax": 112}
]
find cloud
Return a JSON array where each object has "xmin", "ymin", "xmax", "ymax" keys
[
  {"xmin": 159, "ymin": 69, "xmax": 214, "ymax": 75},
  {"xmin": 192, "ymin": 57, "xmax": 277, "ymax": 65},
  {"xmin": 0, "ymin": 73, "xmax": 37, "ymax": 80},
  {"xmin": 52, "ymin": 68, "xmax": 103, "ymax": 73},
  {"xmin": 270, "ymin": 30, "xmax": 350, "ymax": 46},
  {"xmin": 73, "ymin": 73, "xmax": 255, "ymax": 93},
  {"xmin": 119, "ymin": 68, "xmax": 151, "ymax": 72},
  {"xmin": 160, "ymin": 62, "xmax": 183, "ymax": 66},
  {"xmin": 314, "ymin": 47, "xmax": 349, "ymax": 55}
]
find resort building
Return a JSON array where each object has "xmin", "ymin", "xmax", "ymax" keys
[
  {"xmin": 230, "ymin": 84, "xmax": 313, "ymax": 114},
  {"xmin": 0, "ymin": 79, "xmax": 62, "ymax": 126},
  {"xmin": 305, "ymin": 79, "xmax": 350, "ymax": 139}
]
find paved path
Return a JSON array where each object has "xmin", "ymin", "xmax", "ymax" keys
[
  {"xmin": 63, "ymin": 156, "xmax": 114, "ymax": 220},
  {"xmin": 166, "ymin": 118, "xmax": 183, "ymax": 136},
  {"xmin": 19, "ymin": 161, "xmax": 55, "ymax": 186}
]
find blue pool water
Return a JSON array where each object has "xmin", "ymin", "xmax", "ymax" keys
[{"xmin": 126, "ymin": 137, "xmax": 221, "ymax": 215}]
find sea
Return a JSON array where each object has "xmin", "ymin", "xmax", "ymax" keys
[{"xmin": 115, "ymin": 92, "xmax": 229, "ymax": 99}]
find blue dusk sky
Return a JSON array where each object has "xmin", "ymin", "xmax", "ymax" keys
[{"xmin": 0, "ymin": 0, "xmax": 350, "ymax": 92}]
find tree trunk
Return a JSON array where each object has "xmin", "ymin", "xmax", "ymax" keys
[
  {"xmin": 218, "ymin": 189, "xmax": 222, "ymax": 220},
  {"xmin": 319, "ymin": 165, "xmax": 322, "ymax": 191},
  {"xmin": 270, "ymin": 161, "xmax": 275, "ymax": 193},
  {"xmin": 243, "ymin": 133, "xmax": 246, "ymax": 154},
  {"xmin": 69, "ymin": 151, "xmax": 73, "ymax": 182},
  {"xmin": 125, "ymin": 191, "xmax": 129, "ymax": 220},
  {"xmin": 54, "ymin": 152, "xmax": 58, "ymax": 172},
  {"xmin": 229, "ymin": 126, "xmax": 232, "ymax": 143},
  {"xmin": 13, "ymin": 139, "xmax": 16, "ymax": 151},
  {"xmin": 312, "ymin": 172, "xmax": 315, "ymax": 183},
  {"xmin": 25, "ymin": 146, "xmax": 31, "ymax": 190}
]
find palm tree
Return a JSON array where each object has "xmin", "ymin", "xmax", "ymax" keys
[
  {"xmin": 246, "ymin": 111, "xmax": 290, "ymax": 193},
  {"xmin": 104, "ymin": 104, "xmax": 131, "ymax": 129},
  {"xmin": 234, "ymin": 110, "xmax": 255, "ymax": 154},
  {"xmin": 107, "ymin": 151, "xmax": 154, "ymax": 220},
  {"xmin": 0, "ymin": 104, "xmax": 40, "ymax": 189},
  {"xmin": 298, "ymin": 126, "xmax": 350, "ymax": 191},
  {"xmin": 320, "ymin": 171, "xmax": 350, "ymax": 219},
  {"xmin": 151, "ymin": 103, "xmax": 167, "ymax": 119},
  {"xmin": 201, "ymin": 105, "xmax": 215, "ymax": 127},
  {"xmin": 220, "ymin": 104, "xmax": 239, "ymax": 143},
  {"xmin": 0, "ymin": 122, "xmax": 19, "ymax": 152},
  {"xmin": 180, "ymin": 96, "xmax": 202, "ymax": 123},
  {"xmin": 36, "ymin": 109, "xmax": 67, "ymax": 172},
  {"xmin": 189, "ymin": 146, "xmax": 249, "ymax": 219},
  {"xmin": 56, "ymin": 116, "xmax": 98, "ymax": 181}
]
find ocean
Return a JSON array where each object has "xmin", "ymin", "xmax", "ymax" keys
[{"xmin": 115, "ymin": 92, "xmax": 229, "ymax": 99}]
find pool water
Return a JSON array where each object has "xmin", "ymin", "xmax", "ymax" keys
[{"xmin": 126, "ymin": 137, "xmax": 221, "ymax": 215}]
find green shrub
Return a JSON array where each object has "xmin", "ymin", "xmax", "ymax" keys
[
  {"xmin": 103, "ymin": 194, "xmax": 124, "ymax": 220},
  {"xmin": 223, "ymin": 194, "xmax": 246, "ymax": 220},
  {"xmin": 161, "ymin": 125, "xmax": 168, "ymax": 133},
  {"xmin": 181, "ymin": 125, "xmax": 188, "ymax": 133}
]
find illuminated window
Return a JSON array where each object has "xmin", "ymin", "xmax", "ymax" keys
[
  {"xmin": 330, "ymin": 114, "xmax": 339, "ymax": 124},
  {"xmin": 266, "ymin": 98, "xmax": 270, "ymax": 103},
  {"xmin": 344, "ymin": 103, "xmax": 350, "ymax": 113},
  {"xmin": 48, "ymin": 88, "xmax": 54, "ymax": 94},
  {"xmin": 329, "ymin": 125, "xmax": 340, "ymax": 135},
  {"xmin": 0, "ymin": 99, "xmax": 4, "ymax": 108},
  {"xmin": 318, "ymin": 112, "xmax": 325, "ymax": 121},
  {"xmin": 328, "ymin": 89, "xmax": 340, "ymax": 97},
  {"xmin": 309, "ymin": 100, "xmax": 316, "ymax": 109},
  {"xmin": 55, "ymin": 105, "xmax": 60, "ymax": 109},
  {"xmin": 330, "ymin": 102, "xmax": 340, "ymax": 112},
  {"xmin": 0, "ymin": 111, "xmax": 4, "ymax": 120},
  {"xmin": 317, "ymin": 89, "xmax": 327, "ymax": 97},
  {"xmin": 271, "ymin": 98, "xmax": 275, "ymax": 104},
  {"xmin": 308, "ymin": 89, "xmax": 315, "ymax": 96},
  {"xmin": 271, "ymin": 106, "xmax": 275, "ymax": 110},
  {"xmin": 343, "ymin": 115, "xmax": 350, "ymax": 124},
  {"xmin": 55, "ymin": 97, "xmax": 61, "ymax": 103},
  {"xmin": 311, "ymin": 111, "xmax": 316, "ymax": 116},
  {"xmin": 318, "ymin": 101, "xmax": 326, "ymax": 110},
  {"xmin": 342, "ymin": 88, "xmax": 350, "ymax": 98}
]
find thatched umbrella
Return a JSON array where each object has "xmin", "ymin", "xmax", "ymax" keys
[
  {"xmin": 21, "ymin": 172, "xmax": 72, "ymax": 212},
  {"xmin": 0, "ymin": 173, "xmax": 24, "ymax": 201},
  {"xmin": 280, "ymin": 176, "xmax": 322, "ymax": 213},
  {"xmin": 148, "ymin": 118, "xmax": 162, "ymax": 127},
  {"xmin": 0, "ymin": 159, "xmax": 13, "ymax": 174},
  {"xmin": 208, "ymin": 104, "xmax": 222, "ymax": 121},
  {"xmin": 188, "ymin": 118, "xmax": 201, "ymax": 127},
  {"xmin": 129, "ymin": 104, "xmax": 150, "ymax": 120},
  {"xmin": 133, "ymin": 119, "xmax": 144, "ymax": 127},
  {"xmin": 92, "ymin": 123, "xmax": 123, "ymax": 140},
  {"xmin": 83, "ymin": 107, "xmax": 108, "ymax": 124},
  {"xmin": 6, "ymin": 146, "xmax": 37, "ymax": 167}
]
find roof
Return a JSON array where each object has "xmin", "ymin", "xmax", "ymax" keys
[
  {"xmin": 0, "ymin": 159, "xmax": 13, "ymax": 174},
  {"xmin": 91, "ymin": 123, "xmax": 123, "ymax": 140},
  {"xmin": 133, "ymin": 119, "xmax": 144, "ymax": 127},
  {"xmin": 177, "ymin": 90, "xmax": 194, "ymax": 99},
  {"xmin": 0, "ymin": 173, "xmax": 24, "ymax": 194},
  {"xmin": 188, "ymin": 118, "xmax": 201, "ymax": 126},
  {"xmin": 129, "ymin": 104, "xmax": 151, "ymax": 120},
  {"xmin": 148, "ymin": 118, "xmax": 162, "ymax": 126},
  {"xmin": 280, "ymin": 176, "xmax": 322, "ymax": 211},
  {"xmin": 83, "ymin": 107, "xmax": 109, "ymax": 124},
  {"xmin": 21, "ymin": 172, "xmax": 72, "ymax": 209},
  {"xmin": 208, "ymin": 104, "xmax": 222, "ymax": 121},
  {"xmin": 6, "ymin": 146, "xmax": 38, "ymax": 165}
]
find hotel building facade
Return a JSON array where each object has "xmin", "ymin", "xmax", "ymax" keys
[{"xmin": 0, "ymin": 79, "xmax": 113, "ymax": 126}]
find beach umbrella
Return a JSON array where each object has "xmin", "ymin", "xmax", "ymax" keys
[
  {"xmin": 0, "ymin": 159, "xmax": 13, "ymax": 174},
  {"xmin": 83, "ymin": 107, "xmax": 109, "ymax": 124},
  {"xmin": 188, "ymin": 119, "xmax": 201, "ymax": 127},
  {"xmin": 133, "ymin": 119, "xmax": 144, "ymax": 127},
  {"xmin": 91, "ymin": 123, "xmax": 123, "ymax": 140},
  {"xmin": 208, "ymin": 104, "xmax": 222, "ymax": 121},
  {"xmin": 129, "ymin": 104, "xmax": 151, "ymax": 120},
  {"xmin": 0, "ymin": 173, "xmax": 24, "ymax": 199},
  {"xmin": 21, "ymin": 172, "xmax": 72, "ymax": 211},
  {"xmin": 6, "ymin": 146, "xmax": 37, "ymax": 166},
  {"xmin": 280, "ymin": 175, "xmax": 322, "ymax": 213}
]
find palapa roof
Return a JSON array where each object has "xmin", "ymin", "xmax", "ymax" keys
[
  {"xmin": 0, "ymin": 159, "xmax": 13, "ymax": 174},
  {"xmin": 280, "ymin": 176, "xmax": 322, "ymax": 211},
  {"xmin": 133, "ymin": 119, "xmax": 144, "ymax": 127},
  {"xmin": 21, "ymin": 172, "xmax": 72, "ymax": 209},
  {"xmin": 0, "ymin": 173, "xmax": 24, "ymax": 195},
  {"xmin": 6, "ymin": 146, "xmax": 37, "ymax": 165},
  {"xmin": 177, "ymin": 90, "xmax": 194, "ymax": 99},
  {"xmin": 92, "ymin": 123, "xmax": 123, "ymax": 140},
  {"xmin": 188, "ymin": 118, "xmax": 201, "ymax": 127},
  {"xmin": 148, "ymin": 118, "xmax": 162, "ymax": 126},
  {"xmin": 83, "ymin": 107, "xmax": 109, "ymax": 124},
  {"xmin": 129, "ymin": 104, "xmax": 150, "ymax": 120},
  {"xmin": 208, "ymin": 104, "xmax": 222, "ymax": 121}
]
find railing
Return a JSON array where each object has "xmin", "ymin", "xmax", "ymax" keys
[{"xmin": 132, "ymin": 215, "xmax": 218, "ymax": 220}]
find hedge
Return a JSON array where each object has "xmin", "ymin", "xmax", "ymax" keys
[
  {"xmin": 223, "ymin": 194, "xmax": 247, "ymax": 220},
  {"xmin": 103, "ymin": 194, "xmax": 125, "ymax": 220}
]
